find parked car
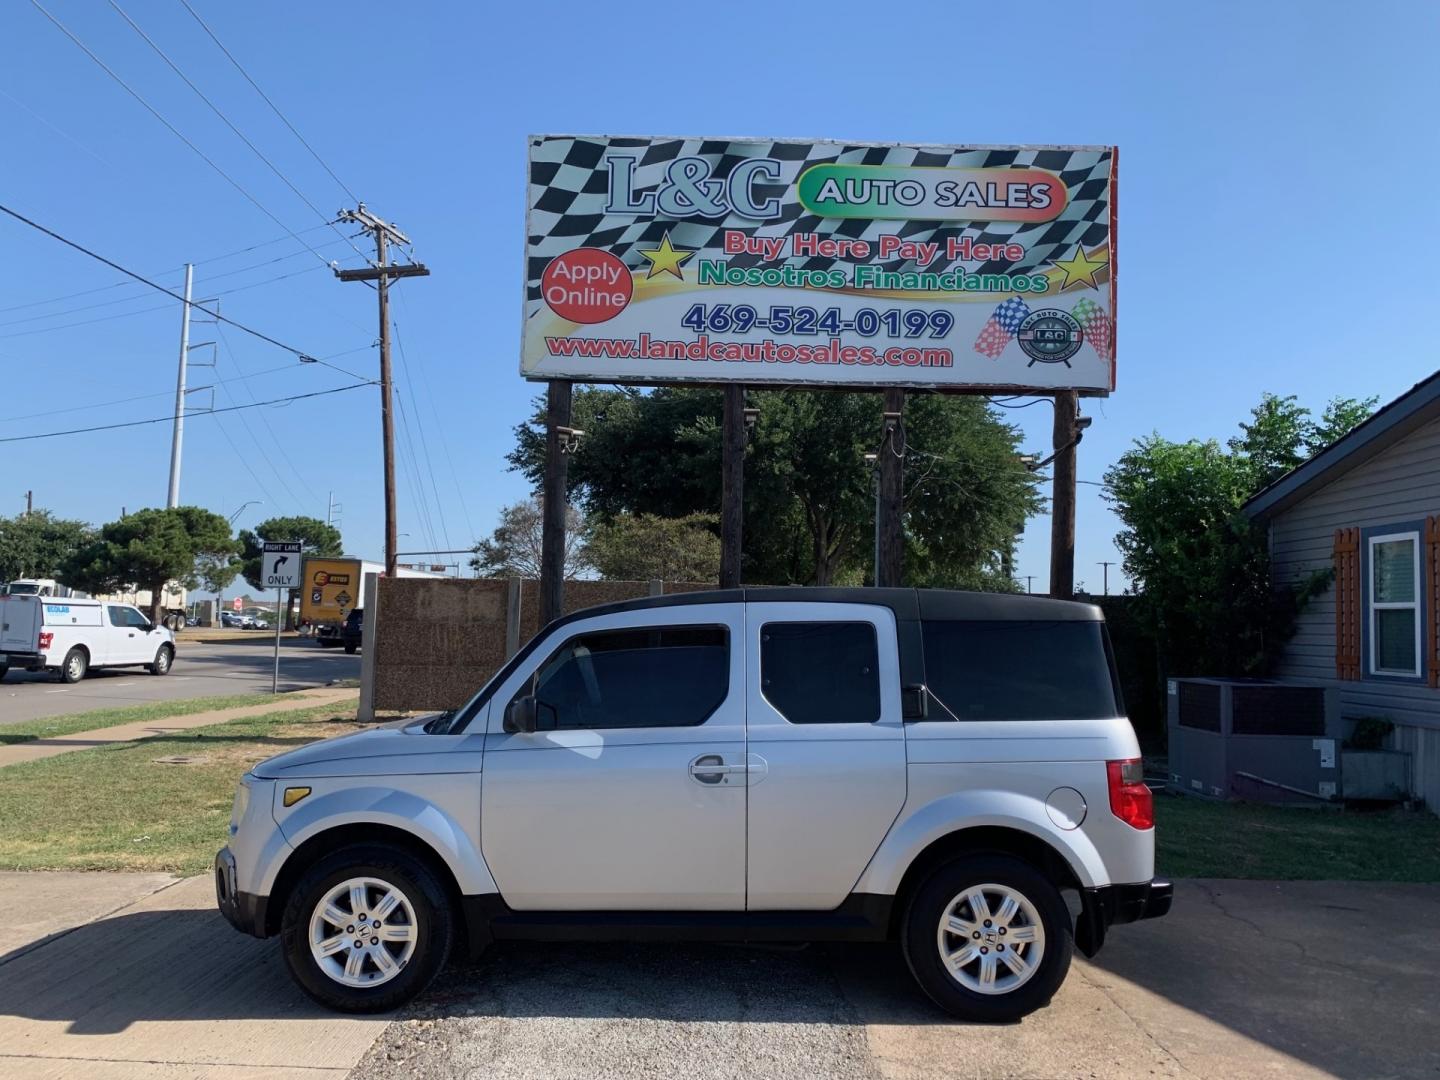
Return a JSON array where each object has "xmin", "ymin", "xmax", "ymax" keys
[
  {"xmin": 0, "ymin": 595, "xmax": 176, "ymax": 682},
  {"xmin": 215, "ymin": 588, "xmax": 1169, "ymax": 1019},
  {"xmin": 220, "ymin": 611, "xmax": 246, "ymax": 629},
  {"xmin": 341, "ymin": 607, "xmax": 363, "ymax": 654}
]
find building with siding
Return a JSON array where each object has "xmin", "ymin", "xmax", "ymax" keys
[{"xmin": 1245, "ymin": 372, "xmax": 1440, "ymax": 811}]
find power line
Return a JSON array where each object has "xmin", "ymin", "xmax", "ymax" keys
[
  {"xmin": 0, "ymin": 254, "xmax": 363, "ymax": 331},
  {"xmin": 0, "ymin": 202, "xmax": 322, "ymax": 359},
  {"xmin": 177, "ymin": 0, "xmax": 361, "ymax": 205},
  {"xmin": 215, "ymin": 324, "xmax": 324, "ymax": 510},
  {"xmin": 395, "ymin": 302, "xmax": 475, "ymax": 543},
  {"xmin": 106, "ymin": 0, "xmax": 370, "ymax": 265},
  {"xmin": 0, "ymin": 362, "xmax": 297, "ymax": 421},
  {"xmin": 1, "ymin": 382, "xmax": 374, "ymax": 444},
  {"xmin": 392, "ymin": 319, "xmax": 450, "ymax": 549},
  {"xmin": 0, "ymin": 223, "xmax": 344, "ymax": 315},
  {"xmin": 29, "ymin": 0, "xmax": 333, "ymax": 269}
]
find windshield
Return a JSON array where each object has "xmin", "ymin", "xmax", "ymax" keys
[{"xmin": 6, "ymin": 583, "xmax": 40, "ymax": 594}]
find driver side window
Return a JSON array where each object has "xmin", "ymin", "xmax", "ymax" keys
[{"xmin": 511, "ymin": 624, "xmax": 728, "ymax": 730}]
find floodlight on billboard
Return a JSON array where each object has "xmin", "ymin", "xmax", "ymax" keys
[{"xmin": 523, "ymin": 136, "xmax": 1117, "ymax": 394}]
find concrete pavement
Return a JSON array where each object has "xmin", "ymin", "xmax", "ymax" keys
[
  {"xmin": 0, "ymin": 638, "xmax": 361, "ymax": 725},
  {"xmin": 2, "ymin": 877, "xmax": 1435, "ymax": 1079},
  {"xmin": 0, "ymin": 875, "xmax": 389, "ymax": 1080}
]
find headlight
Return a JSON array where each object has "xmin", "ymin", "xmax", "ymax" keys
[{"xmin": 229, "ymin": 775, "xmax": 252, "ymax": 833}]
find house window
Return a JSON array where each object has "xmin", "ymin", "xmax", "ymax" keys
[{"xmin": 1369, "ymin": 531, "xmax": 1421, "ymax": 677}]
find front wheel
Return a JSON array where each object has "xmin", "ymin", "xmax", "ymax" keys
[
  {"xmin": 344, "ymin": 641, "xmax": 358, "ymax": 654},
  {"xmin": 149, "ymin": 645, "xmax": 173, "ymax": 676},
  {"xmin": 901, "ymin": 854, "xmax": 1073, "ymax": 1022},
  {"xmin": 281, "ymin": 844, "xmax": 453, "ymax": 1013},
  {"xmin": 0, "ymin": 661, "xmax": 8, "ymax": 682}
]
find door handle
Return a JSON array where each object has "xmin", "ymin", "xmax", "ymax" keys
[{"xmin": 688, "ymin": 754, "xmax": 744, "ymax": 785}]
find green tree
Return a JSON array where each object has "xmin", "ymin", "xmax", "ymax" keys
[
  {"xmin": 1107, "ymin": 393, "xmax": 1376, "ymax": 678},
  {"xmin": 62, "ymin": 507, "xmax": 238, "ymax": 619},
  {"xmin": 471, "ymin": 497, "xmax": 588, "ymax": 579},
  {"xmin": 586, "ymin": 513, "xmax": 722, "ymax": 582},
  {"xmin": 508, "ymin": 387, "xmax": 1039, "ymax": 587},
  {"xmin": 238, "ymin": 516, "xmax": 343, "ymax": 593},
  {"xmin": 0, "ymin": 510, "xmax": 94, "ymax": 583}
]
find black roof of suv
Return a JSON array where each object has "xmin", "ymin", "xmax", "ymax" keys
[{"xmin": 567, "ymin": 587, "xmax": 1103, "ymax": 625}]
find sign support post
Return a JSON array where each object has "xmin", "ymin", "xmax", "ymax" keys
[
  {"xmin": 261, "ymin": 540, "xmax": 302, "ymax": 693},
  {"xmin": 539, "ymin": 380, "xmax": 573, "ymax": 626},
  {"xmin": 1049, "ymin": 390, "xmax": 1079, "ymax": 600},
  {"xmin": 719, "ymin": 385, "xmax": 745, "ymax": 588},
  {"xmin": 877, "ymin": 388, "xmax": 905, "ymax": 588},
  {"xmin": 272, "ymin": 585, "xmax": 282, "ymax": 692}
]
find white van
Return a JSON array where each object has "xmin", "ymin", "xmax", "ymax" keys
[{"xmin": 0, "ymin": 595, "xmax": 176, "ymax": 682}]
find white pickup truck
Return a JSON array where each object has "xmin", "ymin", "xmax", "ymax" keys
[{"xmin": 0, "ymin": 594, "xmax": 176, "ymax": 682}]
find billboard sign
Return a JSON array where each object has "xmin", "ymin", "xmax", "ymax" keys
[{"xmin": 523, "ymin": 136, "xmax": 1116, "ymax": 393}]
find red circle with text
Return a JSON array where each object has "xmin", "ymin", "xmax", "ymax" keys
[{"xmin": 542, "ymin": 248, "xmax": 632, "ymax": 323}]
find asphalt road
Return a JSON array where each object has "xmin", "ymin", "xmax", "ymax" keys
[{"xmin": 0, "ymin": 636, "xmax": 361, "ymax": 725}]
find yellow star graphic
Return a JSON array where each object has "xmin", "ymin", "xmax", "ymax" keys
[
  {"xmin": 1051, "ymin": 245, "xmax": 1109, "ymax": 291},
  {"xmin": 637, "ymin": 231, "xmax": 696, "ymax": 280}
]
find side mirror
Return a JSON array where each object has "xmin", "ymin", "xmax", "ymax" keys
[
  {"xmin": 504, "ymin": 695, "xmax": 539, "ymax": 734},
  {"xmin": 901, "ymin": 684, "xmax": 929, "ymax": 721}
]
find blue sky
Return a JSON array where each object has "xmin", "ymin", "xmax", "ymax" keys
[{"xmin": 2, "ymin": 0, "xmax": 1436, "ymax": 594}]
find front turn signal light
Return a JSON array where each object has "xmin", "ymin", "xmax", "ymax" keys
[{"xmin": 283, "ymin": 786, "xmax": 312, "ymax": 808}]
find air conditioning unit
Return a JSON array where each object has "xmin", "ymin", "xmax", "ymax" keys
[{"xmin": 1167, "ymin": 678, "xmax": 1341, "ymax": 804}]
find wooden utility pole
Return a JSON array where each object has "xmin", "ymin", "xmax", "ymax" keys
[
  {"xmin": 539, "ymin": 381, "xmax": 573, "ymax": 626},
  {"xmin": 877, "ymin": 388, "xmax": 905, "ymax": 588},
  {"xmin": 719, "ymin": 385, "xmax": 745, "ymax": 588},
  {"xmin": 335, "ymin": 205, "xmax": 430, "ymax": 578},
  {"xmin": 1049, "ymin": 390, "xmax": 1080, "ymax": 600},
  {"xmin": 1099, "ymin": 561, "xmax": 1114, "ymax": 596}
]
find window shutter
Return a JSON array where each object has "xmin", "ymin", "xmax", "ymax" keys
[
  {"xmin": 1334, "ymin": 527, "xmax": 1361, "ymax": 680},
  {"xmin": 1428, "ymin": 517, "xmax": 1440, "ymax": 688}
]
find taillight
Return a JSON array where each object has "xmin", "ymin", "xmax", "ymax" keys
[
  {"xmin": 38, "ymin": 632, "xmax": 53, "ymax": 650},
  {"xmin": 1107, "ymin": 758, "xmax": 1153, "ymax": 829}
]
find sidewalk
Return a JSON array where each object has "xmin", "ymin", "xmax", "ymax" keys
[
  {"xmin": 0, "ymin": 873, "xmax": 390, "ymax": 1079},
  {"xmin": 0, "ymin": 687, "xmax": 359, "ymax": 768}
]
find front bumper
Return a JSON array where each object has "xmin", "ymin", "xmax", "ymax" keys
[
  {"xmin": 1075, "ymin": 878, "xmax": 1173, "ymax": 958},
  {"xmin": 215, "ymin": 847, "xmax": 270, "ymax": 939}
]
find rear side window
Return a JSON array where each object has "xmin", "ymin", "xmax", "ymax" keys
[
  {"xmin": 922, "ymin": 620, "xmax": 1119, "ymax": 721},
  {"xmin": 761, "ymin": 621, "xmax": 880, "ymax": 724},
  {"xmin": 521, "ymin": 625, "xmax": 728, "ymax": 730}
]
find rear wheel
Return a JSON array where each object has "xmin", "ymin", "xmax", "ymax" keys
[
  {"xmin": 901, "ymin": 854, "xmax": 1072, "ymax": 1022},
  {"xmin": 148, "ymin": 644, "xmax": 173, "ymax": 676},
  {"xmin": 344, "ymin": 641, "xmax": 358, "ymax": 654},
  {"xmin": 60, "ymin": 647, "xmax": 88, "ymax": 684},
  {"xmin": 0, "ymin": 661, "xmax": 8, "ymax": 682},
  {"xmin": 281, "ymin": 844, "xmax": 453, "ymax": 1013}
]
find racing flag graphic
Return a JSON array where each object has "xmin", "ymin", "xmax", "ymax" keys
[
  {"xmin": 1071, "ymin": 297, "xmax": 1113, "ymax": 360},
  {"xmin": 973, "ymin": 297, "xmax": 1032, "ymax": 359}
]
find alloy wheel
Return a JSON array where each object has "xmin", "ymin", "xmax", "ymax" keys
[
  {"xmin": 935, "ymin": 882, "xmax": 1046, "ymax": 995},
  {"xmin": 308, "ymin": 876, "xmax": 418, "ymax": 988}
]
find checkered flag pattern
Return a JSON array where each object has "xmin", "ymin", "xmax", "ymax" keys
[
  {"xmin": 527, "ymin": 137, "xmax": 1114, "ymax": 309},
  {"xmin": 973, "ymin": 297, "xmax": 1033, "ymax": 358},
  {"xmin": 1071, "ymin": 297, "xmax": 1113, "ymax": 360}
]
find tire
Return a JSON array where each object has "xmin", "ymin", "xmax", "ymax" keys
[
  {"xmin": 0, "ymin": 662, "xmax": 8, "ymax": 682},
  {"xmin": 148, "ymin": 645, "xmax": 173, "ymax": 676},
  {"xmin": 344, "ymin": 641, "xmax": 358, "ymax": 654},
  {"xmin": 60, "ymin": 647, "xmax": 88, "ymax": 684},
  {"xmin": 281, "ymin": 844, "xmax": 453, "ymax": 1013},
  {"xmin": 901, "ymin": 854, "xmax": 1073, "ymax": 1023}
]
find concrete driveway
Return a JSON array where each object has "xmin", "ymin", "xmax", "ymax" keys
[{"xmin": 1, "ymin": 878, "xmax": 1435, "ymax": 1079}]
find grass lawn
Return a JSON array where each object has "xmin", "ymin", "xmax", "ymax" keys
[
  {"xmin": 0, "ymin": 702, "xmax": 363, "ymax": 876},
  {"xmin": 0, "ymin": 693, "xmax": 287, "ymax": 745},
  {"xmin": 1155, "ymin": 792, "xmax": 1440, "ymax": 881}
]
